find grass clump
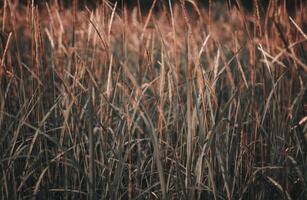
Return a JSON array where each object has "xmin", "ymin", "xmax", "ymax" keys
[{"xmin": 0, "ymin": 0, "xmax": 306, "ymax": 199}]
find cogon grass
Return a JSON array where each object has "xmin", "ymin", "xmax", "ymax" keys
[{"xmin": 0, "ymin": 0, "xmax": 306, "ymax": 199}]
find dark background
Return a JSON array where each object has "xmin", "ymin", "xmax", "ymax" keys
[{"xmin": 13, "ymin": 0, "xmax": 305, "ymax": 14}]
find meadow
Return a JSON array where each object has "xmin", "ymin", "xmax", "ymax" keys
[{"xmin": 0, "ymin": 0, "xmax": 306, "ymax": 199}]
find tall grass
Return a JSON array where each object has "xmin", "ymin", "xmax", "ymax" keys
[{"xmin": 0, "ymin": 0, "xmax": 306, "ymax": 199}]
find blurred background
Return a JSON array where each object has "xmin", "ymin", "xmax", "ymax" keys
[{"xmin": 10, "ymin": 0, "xmax": 304, "ymax": 13}]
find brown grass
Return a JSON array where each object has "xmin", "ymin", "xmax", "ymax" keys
[{"xmin": 0, "ymin": 0, "xmax": 306, "ymax": 199}]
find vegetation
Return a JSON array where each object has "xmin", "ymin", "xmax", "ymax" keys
[{"xmin": 0, "ymin": 0, "xmax": 306, "ymax": 199}]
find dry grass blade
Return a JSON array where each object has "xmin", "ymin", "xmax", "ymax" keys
[
  {"xmin": 0, "ymin": 31, "xmax": 13, "ymax": 80},
  {"xmin": 140, "ymin": 0, "xmax": 157, "ymax": 40},
  {"xmin": 108, "ymin": 2, "xmax": 117, "ymax": 43},
  {"xmin": 88, "ymin": 16, "xmax": 109, "ymax": 50},
  {"xmin": 141, "ymin": 109, "xmax": 167, "ymax": 199},
  {"xmin": 289, "ymin": 16, "xmax": 307, "ymax": 40},
  {"xmin": 266, "ymin": 176, "xmax": 292, "ymax": 200},
  {"xmin": 87, "ymin": 87, "xmax": 95, "ymax": 200}
]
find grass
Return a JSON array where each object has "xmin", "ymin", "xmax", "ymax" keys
[{"xmin": 0, "ymin": 0, "xmax": 306, "ymax": 199}]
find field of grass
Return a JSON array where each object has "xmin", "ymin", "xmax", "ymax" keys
[{"xmin": 0, "ymin": 0, "xmax": 306, "ymax": 199}]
